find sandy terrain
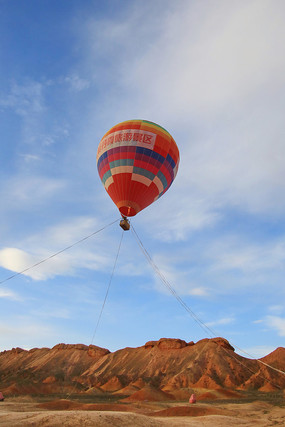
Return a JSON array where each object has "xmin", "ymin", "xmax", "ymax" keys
[{"xmin": 0, "ymin": 397, "xmax": 284, "ymax": 426}]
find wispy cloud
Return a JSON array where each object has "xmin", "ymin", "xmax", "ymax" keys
[
  {"xmin": 0, "ymin": 81, "xmax": 44, "ymax": 116},
  {"xmin": 150, "ymin": 252, "xmax": 209, "ymax": 298},
  {"xmin": 31, "ymin": 307, "xmax": 71, "ymax": 319},
  {"xmin": 19, "ymin": 153, "xmax": 41, "ymax": 163},
  {"xmin": 0, "ymin": 216, "xmax": 118, "ymax": 280},
  {"xmin": 268, "ymin": 305, "xmax": 284, "ymax": 315},
  {"xmin": 254, "ymin": 314, "xmax": 285, "ymax": 337},
  {"xmin": 140, "ymin": 192, "xmax": 220, "ymax": 242},
  {"xmin": 0, "ymin": 78, "xmax": 71, "ymax": 168},
  {"xmin": 124, "ymin": 0, "xmax": 285, "ymax": 121},
  {"xmin": 83, "ymin": 0, "xmax": 285, "ymax": 228},
  {"xmin": 242, "ymin": 345, "xmax": 276, "ymax": 359},
  {"xmin": 0, "ymin": 289, "xmax": 21, "ymax": 301},
  {"xmin": 264, "ymin": 315, "xmax": 285, "ymax": 337},
  {"xmin": 189, "ymin": 287, "xmax": 209, "ymax": 297},
  {"xmin": 64, "ymin": 75, "xmax": 90, "ymax": 92},
  {"xmin": 0, "ymin": 175, "xmax": 67, "ymax": 211},
  {"xmin": 206, "ymin": 317, "xmax": 235, "ymax": 328},
  {"xmin": 0, "ymin": 247, "xmax": 74, "ymax": 280},
  {"xmin": 209, "ymin": 237, "xmax": 285, "ymax": 276}
]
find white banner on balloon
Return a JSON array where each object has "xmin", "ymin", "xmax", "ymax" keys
[{"xmin": 97, "ymin": 129, "xmax": 156, "ymax": 160}]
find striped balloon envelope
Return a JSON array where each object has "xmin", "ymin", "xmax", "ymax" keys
[{"xmin": 97, "ymin": 119, "xmax": 179, "ymax": 217}]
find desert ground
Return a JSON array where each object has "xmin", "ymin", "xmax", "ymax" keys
[{"xmin": 0, "ymin": 395, "xmax": 284, "ymax": 426}]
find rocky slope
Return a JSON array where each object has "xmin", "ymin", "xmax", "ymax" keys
[{"xmin": 0, "ymin": 338, "xmax": 284, "ymax": 398}]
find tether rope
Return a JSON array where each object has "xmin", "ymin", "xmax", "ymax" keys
[
  {"xmin": 131, "ymin": 225, "xmax": 218, "ymax": 337},
  {"xmin": 90, "ymin": 229, "xmax": 124, "ymax": 344},
  {"xmin": 131, "ymin": 224, "xmax": 285, "ymax": 384},
  {"xmin": 0, "ymin": 219, "xmax": 118, "ymax": 286},
  {"xmin": 66, "ymin": 228, "xmax": 124, "ymax": 399}
]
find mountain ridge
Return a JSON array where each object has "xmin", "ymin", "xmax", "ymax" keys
[{"xmin": 0, "ymin": 337, "xmax": 284, "ymax": 399}]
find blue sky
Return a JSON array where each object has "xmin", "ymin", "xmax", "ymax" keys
[{"xmin": 0, "ymin": 0, "xmax": 285, "ymax": 357}]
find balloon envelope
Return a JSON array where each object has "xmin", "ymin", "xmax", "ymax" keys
[{"xmin": 97, "ymin": 119, "xmax": 179, "ymax": 217}]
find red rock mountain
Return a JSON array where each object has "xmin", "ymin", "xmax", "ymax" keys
[{"xmin": 0, "ymin": 338, "xmax": 284, "ymax": 398}]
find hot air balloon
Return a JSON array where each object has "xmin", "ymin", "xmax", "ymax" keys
[{"xmin": 97, "ymin": 120, "xmax": 179, "ymax": 225}]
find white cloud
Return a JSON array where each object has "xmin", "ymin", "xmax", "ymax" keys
[
  {"xmin": 126, "ymin": 0, "xmax": 285, "ymax": 120},
  {"xmin": 36, "ymin": 216, "xmax": 101, "ymax": 247},
  {"xmin": 241, "ymin": 345, "xmax": 276, "ymax": 359},
  {"xmin": 265, "ymin": 315, "xmax": 285, "ymax": 337},
  {"xmin": 19, "ymin": 153, "xmax": 41, "ymax": 163},
  {"xmin": 0, "ymin": 79, "xmax": 70, "ymax": 163},
  {"xmin": 209, "ymin": 237, "xmax": 285, "ymax": 275},
  {"xmin": 149, "ymin": 252, "xmax": 208, "ymax": 298},
  {"xmin": 1, "ymin": 175, "xmax": 66, "ymax": 210},
  {"xmin": 0, "ymin": 245, "xmax": 92, "ymax": 281},
  {"xmin": 268, "ymin": 305, "xmax": 284, "ymax": 315},
  {"xmin": 0, "ymin": 81, "xmax": 44, "ymax": 116},
  {"xmin": 32, "ymin": 307, "xmax": 71, "ymax": 319},
  {"xmin": 177, "ymin": 110, "xmax": 285, "ymax": 217},
  {"xmin": 140, "ymin": 191, "xmax": 220, "ymax": 242},
  {"xmin": 64, "ymin": 75, "xmax": 90, "ymax": 91},
  {"xmin": 117, "ymin": 260, "xmax": 150, "ymax": 277},
  {"xmin": 206, "ymin": 317, "xmax": 235, "ymax": 328},
  {"xmin": 0, "ymin": 289, "xmax": 21, "ymax": 301},
  {"xmin": 84, "ymin": 0, "xmax": 285, "ymax": 225},
  {"xmin": 0, "ymin": 247, "xmax": 56, "ymax": 280},
  {"xmin": 40, "ymin": 125, "xmax": 69, "ymax": 147},
  {"xmin": 0, "ymin": 216, "xmax": 119, "ymax": 281},
  {"xmin": 189, "ymin": 287, "xmax": 209, "ymax": 297}
]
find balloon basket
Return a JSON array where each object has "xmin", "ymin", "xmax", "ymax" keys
[{"xmin": 120, "ymin": 218, "xmax": 130, "ymax": 231}]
